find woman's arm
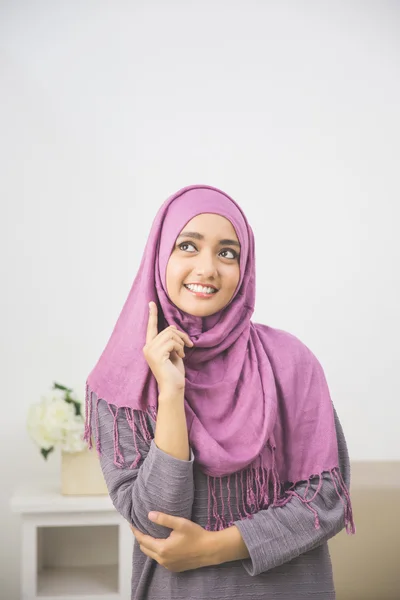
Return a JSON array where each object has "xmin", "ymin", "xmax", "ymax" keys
[
  {"xmin": 154, "ymin": 389, "xmax": 189, "ymax": 461},
  {"xmin": 145, "ymin": 301, "xmax": 191, "ymax": 462},
  {"xmin": 90, "ymin": 391, "xmax": 194, "ymax": 539},
  {"xmin": 212, "ymin": 407, "xmax": 351, "ymax": 574}
]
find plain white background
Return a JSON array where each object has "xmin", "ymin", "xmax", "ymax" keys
[{"xmin": 1, "ymin": 1, "xmax": 399, "ymax": 597}]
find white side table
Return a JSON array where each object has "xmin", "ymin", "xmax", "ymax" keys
[{"xmin": 10, "ymin": 482, "xmax": 133, "ymax": 600}]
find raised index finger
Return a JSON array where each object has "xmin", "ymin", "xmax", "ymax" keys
[{"xmin": 146, "ymin": 301, "xmax": 159, "ymax": 344}]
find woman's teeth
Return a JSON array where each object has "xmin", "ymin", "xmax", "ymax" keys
[{"xmin": 184, "ymin": 284, "xmax": 217, "ymax": 294}]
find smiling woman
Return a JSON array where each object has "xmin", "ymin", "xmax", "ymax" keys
[
  {"xmin": 83, "ymin": 184, "xmax": 355, "ymax": 600},
  {"xmin": 166, "ymin": 213, "xmax": 241, "ymax": 317}
]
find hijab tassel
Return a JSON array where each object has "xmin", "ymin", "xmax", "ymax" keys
[
  {"xmin": 329, "ymin": 468, "xmax": 356, "ymax": 534},
  {"xmin": 83, "ymin": 381, "xmax": 93, "ymax": 449},
  {"xmin": 125, "ymin": 408, "xmax": 142, "ymax": 469},
  {"xmin": 106, "ymin": 405, "xmax": 125, "ymax": 468},
  {"xmin": 227, "ymin": 474, "xmax": 234, "ymax": 527}
]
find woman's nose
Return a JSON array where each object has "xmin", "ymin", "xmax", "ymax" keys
[{"xmin": 195, "ymin": 252, "xmax": 218, "ymax": 278}]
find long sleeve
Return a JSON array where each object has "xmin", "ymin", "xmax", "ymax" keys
[
  {"xmin": 89, "ymin": 391, "xmax": 195, "ymax": 538},
  {"xmin": 234, "ymin": 408, "xmax": 350, "ymax": 576}
]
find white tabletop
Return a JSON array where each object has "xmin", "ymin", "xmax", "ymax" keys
[{"xmin": 10, "ymin": 480, "xmax": 114, "ymax": 514}]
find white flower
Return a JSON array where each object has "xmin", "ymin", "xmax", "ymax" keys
[
  {"xmin": 61, "ymin": 415, "xmax": 86, "ymax": 453},
  {"xmin": 27, "ymin": 394, "xmax": 85, "ymax": 454}
]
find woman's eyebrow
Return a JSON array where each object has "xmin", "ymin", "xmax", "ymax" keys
[{"xmin": 177, "ymin": 231, "xmax": 241, "ymax": 248}]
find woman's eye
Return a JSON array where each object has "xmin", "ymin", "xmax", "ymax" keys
[
  {"xmin": 177, "ymin": 243, "xmax": 238, "ymax": 260},
  {"xmin": 220, "ymin": 248, "xmax": 238, "ymax": 260},
  {"xmin": 178, "ymin": 242, "xmax": 197, "ymax": 252}
]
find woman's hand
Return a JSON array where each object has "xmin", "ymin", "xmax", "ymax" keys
[
  {"xmin": 132, "ymin": 512, "xmax": 250, "ymax": 571},
  {"xmin": 131, "ymin": 512, "xmax": 215, "ymax": 572},
  {"xmin": 143, "ymin": 302, "xmax": 193, "ymax": 396}
]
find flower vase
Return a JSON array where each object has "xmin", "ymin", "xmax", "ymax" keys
[{"xmin": 61, "ymin": 445, "xmax": 108, "ymax": 496}]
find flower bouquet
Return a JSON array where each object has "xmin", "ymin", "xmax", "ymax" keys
[
  {"xmin": 27, "ymin": 382, "xmax": 107, "ymax": 495},
  {"xmin": 27, "ymin": 382, "xmax": 86, "ymax": 459}
]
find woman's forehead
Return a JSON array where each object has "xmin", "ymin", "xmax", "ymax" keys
[{"xmin": 179, "ymin": 213, "xmax": 239, "ymax": 240}]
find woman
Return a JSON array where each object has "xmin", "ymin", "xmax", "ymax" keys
[{"xmin": 84, "ymin": 184, "xmax": 355, "ymax": 600}]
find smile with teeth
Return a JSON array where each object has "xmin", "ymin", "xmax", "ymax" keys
[{"xmin": 184, "ymin": 283, "xmax": 218, "ymax": 295}]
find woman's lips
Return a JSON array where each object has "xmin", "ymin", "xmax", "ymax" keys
[{"xmin": 184, "ymin": 284, "xmax": 218, "ymax": 299}]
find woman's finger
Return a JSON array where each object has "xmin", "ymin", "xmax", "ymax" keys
[
  {"xmin": 164, "ymin": 325, "xmax": 194, "ymax": 348},
  {"xmin": 144, "ymin": 334, "xmax": 185, "ymax": 362},
  {"xmin": 154, "ymin": 331, "xmax": 185, "ymax": 358},
  {"xmin": 138, "ymin": 544, "xmax": 161, "ymax": 565},
  {"xmin": 156, "ymin": 329, "xmax": 185, "ymax": 347},
  {"xmin": 145, "ymin": 302, "xmax": 159, "ymax": 345},
  {"xmin": 162, "ymin": 338, "xmax": 186, "ymax": 359}
]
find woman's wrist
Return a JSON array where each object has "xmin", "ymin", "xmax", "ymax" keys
[
  {"xmin": 206, "ymin": 525, "xmax": 250, "ymax": 566},
  {"xmin": 158, "ymin": 386, "xmax": 185, "ymax": 404},
  {"xmin": 154, "ymin": 389, "xmax": 189, "ymax": 461}
]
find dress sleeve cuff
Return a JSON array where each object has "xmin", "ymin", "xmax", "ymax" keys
[
  {"xmin": 234, "ymin": 514, "xmax": 275, "ymax": 576},
  {"xmin": 148, "ymin": 439, "xmax": 194, "ymax": 469}
]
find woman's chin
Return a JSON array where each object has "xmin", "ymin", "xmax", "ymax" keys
[{"xmin": 176, "ymin": 300, "xmax": 221, "ymax": 318}]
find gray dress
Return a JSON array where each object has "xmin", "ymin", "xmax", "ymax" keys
[{"xmin": 89, "ymin": 391, "xmax": 350, "ymax": 599}]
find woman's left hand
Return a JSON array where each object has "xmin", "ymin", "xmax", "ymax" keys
[{"xmin": 131, "ymin": 512, "xmax": 215, "ymax": 572}]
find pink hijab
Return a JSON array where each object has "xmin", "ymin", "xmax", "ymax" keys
[{"xmin": 84, "ymin": 184, "xmax": 355, "ymax": 533}]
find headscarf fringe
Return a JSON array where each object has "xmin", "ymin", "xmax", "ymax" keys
[
  {"xmin": 83, "ymin": 382, "xmax": 93, "ymax": 449},
  {"xmin": 83, "ymin": 382, "xmax": 155, "ymax": 469},
  {"xmin": 83, "ymin": 382, "xmax": 355, "ymax": 534},
  {"xmin": 202, "ymin": 443, "xmax": 355, "ymax": 534}
]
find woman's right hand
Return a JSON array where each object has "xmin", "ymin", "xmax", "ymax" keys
[{"xmin": 143, "ymin": 302, "xmax": 194, "ymax": 397}]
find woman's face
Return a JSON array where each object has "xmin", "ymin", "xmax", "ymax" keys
[{"xmin": 166, "ymin": 213, "xmax": 241, "ymax": 317}]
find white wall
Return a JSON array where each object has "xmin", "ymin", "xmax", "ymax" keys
[{"xmin": 1, "ymin": 1, "xmax": 399, "ymax": 597}]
